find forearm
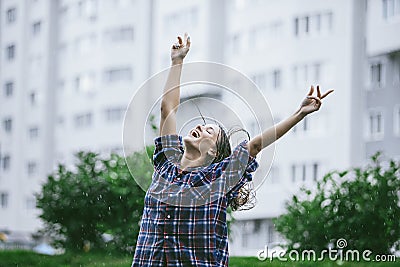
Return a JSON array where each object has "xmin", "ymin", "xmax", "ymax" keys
[
  {"xmin": 161, "ymin": 60, "xmax": 183, "ymax": 116},
  {"xmin": 248, "ymin": 108, "xmax": 305, "ymax": 157}
]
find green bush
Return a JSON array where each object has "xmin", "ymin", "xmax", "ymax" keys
[
  {"xmin": 36, "ymin": 148, "xmax": 153, "ymax": 252},
  {"xmin": 274, "ymin": 153, "xmax": 400, "ymax": 255}
]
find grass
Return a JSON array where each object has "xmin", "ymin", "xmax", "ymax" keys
[{"xmin": 0, "ymin": 250, "xmax": 398, "ymax": 267}]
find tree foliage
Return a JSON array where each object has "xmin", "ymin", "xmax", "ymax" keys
[
  {"xmin": 274, "ymin": 153, "xmax": 400, "ymax": 255},
  {"xmin": 36, "ymin": 148, "xmax": 153, "ymax": 252}
]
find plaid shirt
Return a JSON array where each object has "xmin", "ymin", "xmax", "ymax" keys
[{"xmin": 132, "ymin": 135, "xmax": 258, "ymax": 267}]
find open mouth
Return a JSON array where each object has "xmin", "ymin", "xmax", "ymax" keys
[{"xmin": 190, "ymin": 129, "xmax": 200, "ymax": 138}]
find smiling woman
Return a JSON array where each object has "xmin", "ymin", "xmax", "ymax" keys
[{"xmin": 131, "ymin": 33, "xmax": 333, "ymax": 267}]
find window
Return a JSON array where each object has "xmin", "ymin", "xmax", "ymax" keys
[
  {"xmin": 294, "ymin": 12, "xmax": 333, "ymax": 37},
  {"xmin": 32, "ymin": 21, "xmax": 41, "ymax": 36},
  {"xmin": 394, "ymin": 105, "xmax": 400, "ymax": 136},
  {"xmin": 267, "ymin": 166, "xmax": 279, "ymax": 184},
  {"xmin": 27, "ymin": 161, "xmax": 37, "ymax": 175},
  {"xmin": 26, "ymin": 197, "xmax": 36, "ymax": 209},
  {"xmin": 291, "ymin": 163, "xmax": 318, "ymax": 182},
  {"xmin": 272, "ymin": 69, "xmax": 281, "ymax": 89},
  {"xmin": 2, "ymin": 155, "xmax": 10, "ymax": 171},
  {"xmin": 6, "ymin": 44, "xmax": 15, "ymax": 60},
  {"xmin": 75, "ymin": 73, "xmax": 95, "ymax": 93},
  {"xmin": 313, "ymin": 163, "xmax": 319, "ymax": 181},
  {"xmin": 164, "ymin": 7, "xmax": 198, "ymax": 31},
  {"xmin": 29, "ymin": 91, "xmax": 37, "ymax": 106},
  {"xmin": 103, "ymin": 67, "xmax": 132, "ymax": 83},
  {"xmin": 4, "ymin": 81, "xmax": 14, "ymax": 97},
  {"xmin": 294, "ymin": 16, "xmax": 309, "ymax": 36},
  {"xmin": 291, "ymin": 164, "xmax": 296, "ymax": 182},
  {"xmin": 74, "ymin": 112, "xmax": 92, "ymax": 128},
  {"xmin": 3, "ymin": 118, "xmax": 12, "ymax": 133},
  {"xmin": 75, "ymin": 34, "xmax": 96, "ymax": 55},
  {"xmin": 105, "ymin": 107, "xmax": 125, "ymax": 122},
  {"xmin": 293, "ymin": 63, "xmax": 322, "ymax": 85},
  {"xmin": 251, "ymin": 73, "xmax": 266, "ymax": 90},
  {"xmin": 268, "ymin": 225, "xmax": 275, "ymax": 244},
  {"xmin": 77, "ymin": 0, "xmax": 98, "ymax": 20},
  {"xmin": 29, "ymin": 126, "xmax": 39, "ymax": 139},
  {"xmin": 394, "ymin": 55, "xmax": 400, "ymax": 84},
  {"xmin": 230, "ymin": 33, "xmax": 241, "ymax": 54},
  {"xmin": 293, "ymin": 116, "xmax": 309, "ymax": 133},
  {"xmin": 302, "ymin": 164, "xmax": 307, "ymax": 181},
  {"xmin": 6, "ymin": 7, "xmax": 16, "ymax": 23},
  {"xmin": 104, "ymin": 26, "xmax": 134, "ymax": 42},
  {"xmin": 0, "ymin": 193, "xmax": 8, "ymax": 209},
  {"xmin": 382, "ymin": 0, "xmax": 400, "ymax": 19},
  {"xmin": 369, "ymin": 62, "xmax": 384, "ymax": 87},
  {"xmin": 367, "ymin": 109, "xmax": 384, "ymax": 139}
]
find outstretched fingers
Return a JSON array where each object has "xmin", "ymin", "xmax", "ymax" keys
[
  {"xmin": 308, "ymin": 85, "xmax": 314, "ymax": 96},
  {"xmin": 317, "ymin": 85, "xmax": 322, "ymax": 98},
  {"xmin": 321, "ymin": 89, "xmax": 334, "ymax": 99}
]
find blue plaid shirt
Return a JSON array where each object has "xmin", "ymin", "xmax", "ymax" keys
[{"xmin": 132, "ymin": 135, "xmax": 258, "ymax": 267}]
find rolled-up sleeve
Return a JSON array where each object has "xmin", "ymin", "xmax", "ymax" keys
[{"xmin": 153, "ymin": 135, "xmax": 183, "ymax": 177}]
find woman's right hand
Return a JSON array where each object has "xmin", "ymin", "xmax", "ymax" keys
[{"xmin": 171, "ymin": 33, "xmax": 190, "ymax": 64}]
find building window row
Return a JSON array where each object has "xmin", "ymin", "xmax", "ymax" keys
[
  {"xmin": 72, "ymin": 107, "xmax": 126, "ymax": 129},
  {"xmin": 248, "ymin": 21, "xmax": 283, "ymax": 50},
  {"xmin": 250, "ymin": 69, "xmax": 281, "ymax": 91},
  {"xmin": 105, "ymin": 107, "xmax": 125, "ymax": 122},
  {"xmin": 104, "ymin": 26, "xmax": 134, "ymax": 43},
  {"xmin": 165, "ymin": 7, "xmax": 198, "ymax": 31},
  {"xmin": 293, "ymin": 62, "xmax": 322, "ymax": 86},
  {"xmin": 250, "ymin": 63, "xmax": 326, "ymax": 91},
  {"xmin": 74, "ymin": 112, "xmax": 93, "ymax": 128},
  {"xmin": 291, "ymin": 162, "xmax": 319, "ymax": 183},
  {"xmin": 103, "ymin": 67, "xmax": 133, "ymax": 83},
  {"xmin": 294, "ymin": 12, "xmax": 333, "ymax": 37}
]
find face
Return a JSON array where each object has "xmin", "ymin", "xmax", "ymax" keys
[{"xmin": 183, "ymin": 123, "xmax": 220, "ymax": 158}]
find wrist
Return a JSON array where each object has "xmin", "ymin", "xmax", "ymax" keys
[
  {"xmin": 171, "ymin": 58, "xmax": 183, "ymax": 65},
  {"xmin": 294, "ymin": 108, "xmax": 307, "ymax": 121}
]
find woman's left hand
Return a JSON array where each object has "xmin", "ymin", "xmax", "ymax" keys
[{"xmin": 299, "ymin": 85, "xmax": 334, "ymax": 116}]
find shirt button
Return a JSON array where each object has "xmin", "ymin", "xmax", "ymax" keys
[
  {"xmin": 166, "ymin": 214, "xmax": 171, "ymax": 219},
  {"xmin": 176, "ymin": 177, "xmax": 181, "ymax": 180}
]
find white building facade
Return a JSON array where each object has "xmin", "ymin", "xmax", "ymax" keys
[{"xmin": 0, "ymin": 0, "xmax": 398, "ymax": 257}]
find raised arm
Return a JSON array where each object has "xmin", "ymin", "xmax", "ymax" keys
[
  {"xmin": 248, "ymin": 85, "xmax": 334, "ymax": 157},
  {"xmin": 160, "ymin": 33, "xmax": 191, "ymax": 136}
]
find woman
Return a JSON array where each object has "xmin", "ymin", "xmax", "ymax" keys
[{"xmin": 132, "ymin": 33, "xmax": 333, "ymax": 267}]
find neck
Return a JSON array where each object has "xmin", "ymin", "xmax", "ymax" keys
[{"xmin": 180, "ymin": 150, "xmax": 209, "ymax": 170}]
